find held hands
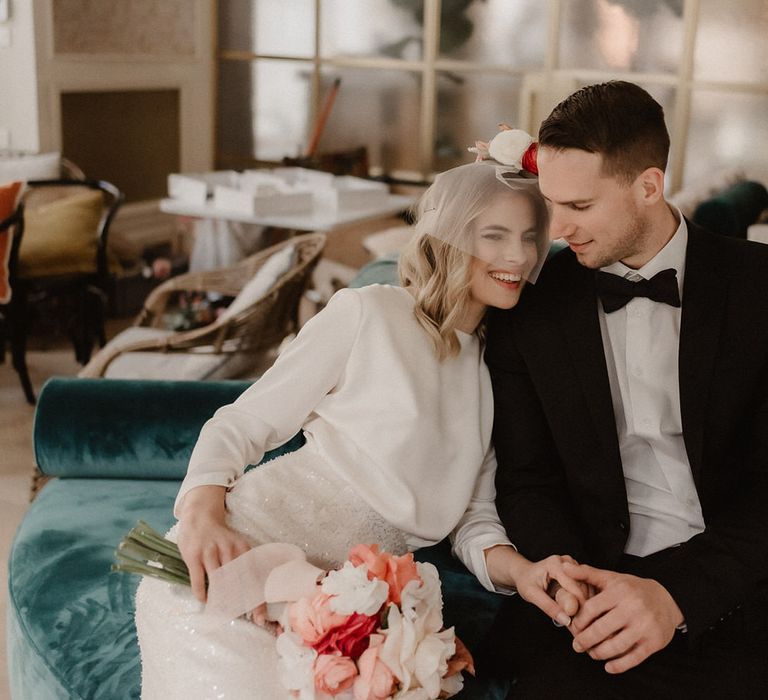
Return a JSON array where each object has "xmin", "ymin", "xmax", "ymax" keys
[
  {"xmin": 176, "ymin": 485, "xmax": 253, "ymax": 602},
  {"xmin": 484, "ymin": 546, "xmax": 588, "ymax": 625},
  {"xmin": 559, "ymin": 562, "xmax": 684, "ymax": 674},
  {"xmin": 513, "ymin": 554, "xmax": 590, "ymax": 626}
]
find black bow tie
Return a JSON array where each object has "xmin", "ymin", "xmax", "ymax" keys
[{"xmin": 595, "ymin": 268, "xmax": 681, "ymax": 313}]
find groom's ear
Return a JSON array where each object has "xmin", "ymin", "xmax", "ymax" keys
[{"xmin": 633, "ymin": 167, "xmax": 665, "ymax": 206}]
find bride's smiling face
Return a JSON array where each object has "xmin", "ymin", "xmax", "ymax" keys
[{"xmin": 461, "ymin": 193, "xmax": 539, "ymax": 330}]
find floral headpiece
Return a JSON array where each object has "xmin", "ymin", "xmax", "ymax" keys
[{"xmin": 468, "ymin": 124, "xmax": 539, "ymax": 176}]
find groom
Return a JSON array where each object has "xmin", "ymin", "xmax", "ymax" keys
[{"xmin": 485, "ymin": 81, "xmax": 768, "ymax": 697}]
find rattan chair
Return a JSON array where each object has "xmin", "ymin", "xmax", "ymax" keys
[{"xmin": 79, "ymin": 232, "xmax": 326, "ymax": 379}]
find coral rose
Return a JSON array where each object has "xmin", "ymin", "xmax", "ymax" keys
[
  {"xmin": 348, "ymin": 544, "xmax": 420, "ymax": 606},
  {"xmin": 314, "ymin": 612, "xmax": 379, "ymax": 660},
  {"xmin": 349, "ymin": 544, "xmax": 389, "ymax": 581},
  {"xmin": 289, "ymin": 588, "xmax": 349, "ymax": 646},
  {"xmin": 314, "ymin": 653, "xmax": 358, "ymax": 696},
  {"xmin": 383, "ymin": 553, "xmax": 420, "ymax": 606},
  {"xmin": 353, "ymin": 639, "xmax": 396, "ymax": 700}
]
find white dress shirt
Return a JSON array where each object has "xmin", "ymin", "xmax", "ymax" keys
[
  {"xmin": 598, "ymin": 209, "xmax": 706, "ymax": 557},
  {"xmin": 175, "ymin": 284, "xmax": 512, "ymax": 592}
]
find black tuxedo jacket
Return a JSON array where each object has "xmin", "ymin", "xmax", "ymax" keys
[{"xmin": 485, "ymin": 220, "xmax": 768, "ymax": 645}]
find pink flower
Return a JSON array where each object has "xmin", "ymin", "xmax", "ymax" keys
[
  {"xmin": 353, "ymin": 640, "xmax": 396, "ymax": 700},
  {"xmin": 348, "ymin": 544, "xmax": 420, "ymax": 606},
  {"xmin": 314, "ymin": 653, "xmax": 358, "ymax": 696},
  {"xmin": 314, "ymin": 612, "xmax": 379, "ymax": 660},
  {"xmin": 289, "ymin": 588, "xmax": 349, "ymax": 646}
]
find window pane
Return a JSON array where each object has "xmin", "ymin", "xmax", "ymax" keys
[
  {"xmin": 559, "ymin": 0, "xmax": 684, "ymax": 73},
  {"xmin": 685, "ymin": 91, "xmax": 768, "ymax": 188},
  {"xmin": 439, "ymin": 0, "xmax": 547, "ymax": 68},
  {"xmin": 320, "ymin": 0, "xmax": 423, "ymax": 60},
  {"xmin": 434, "ymin": 72, "xmax": 523, "ymax": 172},
  {"xmin": 694, "ymin": 0, "xmax": 768, "ymax": 83},
  {"xmin": 318, "ymin": 68, "xmax": 422, "ymax": 176},
  {"xmin": 218, "ymin": 0, "xmax": 314, "ymax": 57},
  {"xmin": 217, "ymin": 59, "xmax": 313, "ymax": 162}
]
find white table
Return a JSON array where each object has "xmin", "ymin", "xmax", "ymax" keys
[{"xmin": 159, "ymin": 194, "xmax": 416, "ymax": 232}]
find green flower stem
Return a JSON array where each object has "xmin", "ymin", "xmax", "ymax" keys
[
  {"xmin": 111, "ymin": 561, "xmax": 190, "ymax": 587},
  {"xmin": 113, "ymin": 520, "xmax": 192, "ymax": 588},
  {"xmin": 118, "ymin": 539, "xmax": 187, "ymax": 573}
]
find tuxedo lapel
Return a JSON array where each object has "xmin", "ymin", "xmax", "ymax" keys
[
  {"xmin": 557, "ymin": 260, "xmax": 624, "ymax": 483},
  {"xmin": 679, "ymin": 222, "xmax": 729, "ymax": 489}
]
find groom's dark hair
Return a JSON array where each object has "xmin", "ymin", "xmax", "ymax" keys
[{"xmin": 538, "ymin": 81, "xmax": 669, "ymax": 185}]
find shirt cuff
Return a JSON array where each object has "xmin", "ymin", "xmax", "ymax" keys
[
  {"xmin": 174, "ymin": 472, "xmax": 235, "ymax": 518},
  {"xmin": 479, "ymin": 541, "xmax": 518, "ymax": 596}
]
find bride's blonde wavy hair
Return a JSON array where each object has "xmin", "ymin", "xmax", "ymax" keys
[{"xmin": 399, "ymin": 162, "xmax": 549, "ymax": 360}]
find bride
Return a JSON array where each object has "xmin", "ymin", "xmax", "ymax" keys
[{"xmin": 135, "ymin": 159, "xmax": 582, "ymax": 699}]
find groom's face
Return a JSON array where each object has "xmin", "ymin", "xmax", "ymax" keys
[{"xmin": 537, "ymin": 147, "xmax": 651, "ymax": 269}]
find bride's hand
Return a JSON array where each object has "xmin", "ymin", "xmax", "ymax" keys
[
  {"xmin": 485, "ymin": 547, "xmax": 588, "ymax": 624},
  {"xmin": 514, "ymin": 554, "xmax": 589, "ymax": 624},
  {"xmin": 176, "ymin": 485, "xmax": 252, "ymax": 602}
]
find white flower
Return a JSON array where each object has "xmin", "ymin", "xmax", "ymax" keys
[
  {"xmin": 440, "ymin": 673, "xmax": 465, "ymax": 697},
  {"xmin": 379, "ymin": 603, "xmax": 419, "ymax": 688},
  {"xmin": 488, "ymin": 129, "xmax": 533, "ymax": 170},
  {"xmin": 321, "ymin": 561, "xmax": 389, "ymax": 616},
  {"xmin": 379, "ymin": 603, "xmax": 457, "ymax": 699},
  {"xmin": 412, "ymin": 628, "xmax": 456, "ymax": 698},
  {"xmin": 393, "ymin": 689, "xmax": 431, "ymax": 700},
  {"xmin": 400, "ymin": 563, "xmax": 443, "ymax": 634},
  {"xmin": 276, "ymin": 630, "xmax": 317, "ymax": 700}
]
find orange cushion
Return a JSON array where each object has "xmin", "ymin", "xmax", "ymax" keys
[
  {"xmin": 19, "ymin": 189, "xmax": 120, "ymax": 278},
  {"xmin": 0, "ymin": 181, "xmax": 23, "ymax": 303}
]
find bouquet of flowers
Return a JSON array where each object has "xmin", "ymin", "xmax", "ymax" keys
[{"xmin": 114, "ymin": 524, "xmax": 474, "ymax": 700}]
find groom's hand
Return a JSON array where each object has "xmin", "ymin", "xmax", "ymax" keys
[{"xmin": 563, "ymin": 562, "xmax": 684, "ymax": 674}]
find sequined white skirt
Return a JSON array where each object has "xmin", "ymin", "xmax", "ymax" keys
[{"xmin": 135, "ymin": 444, "xmax": 408, "ymax": 700}]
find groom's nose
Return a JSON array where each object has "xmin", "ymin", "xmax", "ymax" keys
[{"xmin": 548, "ymin": 208, "xmax": 575, "ymax": 240}]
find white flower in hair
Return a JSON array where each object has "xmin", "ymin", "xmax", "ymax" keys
[
  {"xmin": 489, "ymin": 127, "xmax": 533, "ymax": 170},
  {"xmin": 468, "ymin": 123, "xmax": 538, "ymax": 174}
]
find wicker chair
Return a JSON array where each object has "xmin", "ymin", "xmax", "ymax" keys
[{"xmin": 79, "ymin": 232, "xmax": 326, "ymax": 380}]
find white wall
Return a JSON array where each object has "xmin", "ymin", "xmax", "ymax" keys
[
  {"xmin": 0, "ymin": 0, "xmax": 42, "ymax": 151},
  {"xmin": 0, "ymin": 0, "xmax": 215, "ymax": 171}
]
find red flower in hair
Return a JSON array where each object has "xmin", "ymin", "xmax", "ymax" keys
[{"xmin": 521, "ymin": 142, "xmax": 539, "ymax": 175}]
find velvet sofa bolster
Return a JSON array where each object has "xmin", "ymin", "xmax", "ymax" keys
[
  {"xmin": 693, "ymin": 180, "xmax": 768, "ymax": 239},
  {"xmin": 34, "ymin": 377, "xmax": 254, "ymax": 479}
]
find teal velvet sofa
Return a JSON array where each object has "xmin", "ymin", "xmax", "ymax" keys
[{"xmin": 7, "ymin": 375, "xmax": 508, "ymax": 699}]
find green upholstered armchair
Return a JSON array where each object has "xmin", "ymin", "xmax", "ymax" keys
[{"xmin": 7, "ymin": 374, "xmax": 507, "ymax": 700}]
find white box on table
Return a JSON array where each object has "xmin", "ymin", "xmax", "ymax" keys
[
  {"xmin": 168, "ymin": 171, "xmax": 238, "ymax": 205},
  {"xmin": 271, "ymin": 167, "xmax": 335, "ymax": 189},
  {"xmin": 212, "ymin": 185, "xmax": 313, "ymax": 216},
  {"xmin": 313, "ymin": 176, "xmax": 389, "ymax": 211}
]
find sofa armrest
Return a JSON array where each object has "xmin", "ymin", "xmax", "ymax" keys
[{"xmin": 34, "ymin": 377, "xmax": 252, "ymax": 479}]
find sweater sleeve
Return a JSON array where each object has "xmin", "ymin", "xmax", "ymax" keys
[
  {"xmin": 174, "ymin": 288, "xmax": 362, "ymax": 517},
  {"xmin": 449, "ymin": 445, "xmax": 515, "ymax": 594}
]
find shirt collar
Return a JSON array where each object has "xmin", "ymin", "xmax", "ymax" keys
[{"xmin": 601, "ymin": 205, "xmax": 687, "ymax": 292}]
